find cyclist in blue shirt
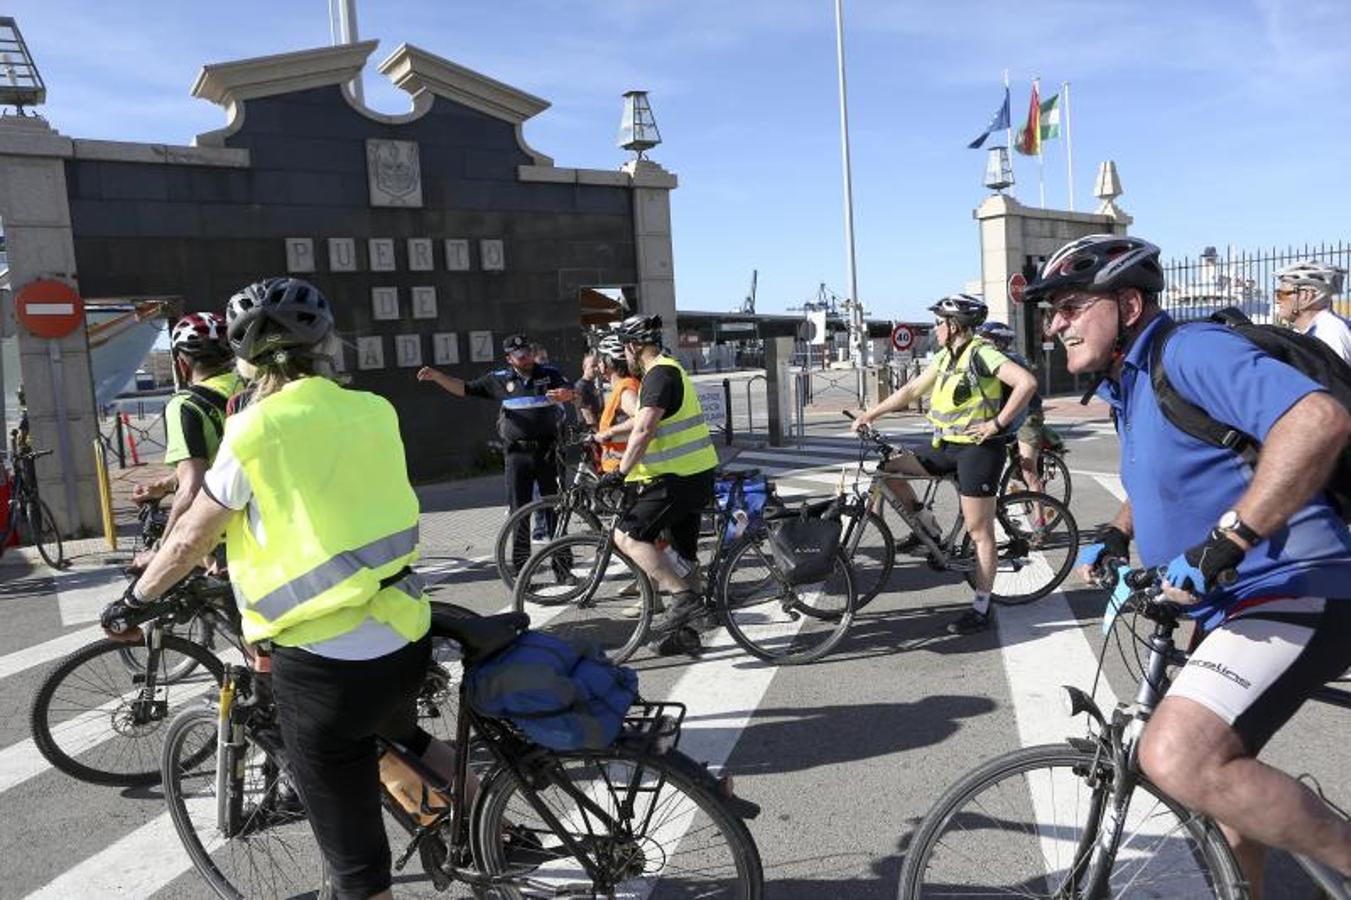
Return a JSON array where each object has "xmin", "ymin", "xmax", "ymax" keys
[{"xmin": 1034, "ymin": 233, "xmax": 1351, "ymax": 896}]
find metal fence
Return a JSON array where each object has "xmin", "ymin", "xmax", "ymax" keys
[{"xmin": 1160, "ymin": 241, "xmax": 1350, "ymax": 323}]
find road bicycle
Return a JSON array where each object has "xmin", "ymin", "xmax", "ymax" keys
[
  {"xmin": 898, "ymin": 562, "xmax": 1351, "ymax": 899},
  {"xmin": 998, "ymin": 430, "xmax": 1072, "ymax": 507},
  {"xmin": 1, "ymin": 409, "xmax": 65, "ymax": 568},
  {"xmin": 514, "ymin": 469, "xmax": 857, "ymax": 665},
  {"xmin": 29, "ymin": 571, "xmax": 237, "ymax": 786},
  {"xmin": 842, "ymin": 415, "xmax": 1079, "ymax": 609},
  {"xmin": 493, "ymin": 427, "xmax": 619, "ymax": 589},
  {"xmin": 159, "ymin": 603, "xmax": 765, "ymax": 899}
]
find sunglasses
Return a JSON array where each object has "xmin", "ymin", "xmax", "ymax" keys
[{"xmin": 1042, "ymin": 293, "xmax": 1115, "ymax": 333}]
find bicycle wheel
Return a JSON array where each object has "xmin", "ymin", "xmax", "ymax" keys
[
  {"xmin": 962, "ymin": 492, "xmax": 1078, "ymax": 606},
  {"xmin": 117, "ymin": 617, "xmax": 213, "ymax": 683},
  {"xmin": 20, "ymin": 497, "xmax": 64, "ymax": 568},
  {"xmin": 718, "ymin": 535, "xmax": 855, "ymax": 665},
  {"xmin": 514, "ymin": 533, "xmax": 653, "ymax": 663},
  {"xmin": 897, "ymin": 742, "xmax": 1246, "ymax": 899},
  {"xmin": 162, "ymin": 704, "xmax": 325, "ymax": 900},
  {"xmin": 30, "ymin": 635, "xmax": 224, "ymax": 786},
  {"xmin": 842, "ymin": 506, "xmax": 894, "ymax": 610},
  {"xmin": 472, "ymin": 746, "xmax": 763, "ymax": 898},
  {"xmin": 495, "ymin": 496, "xmax": 603, "ymax": 590},
  {"xmin": 1000, "ymin": 450, "xmax": 1073, "ymax": 508}
]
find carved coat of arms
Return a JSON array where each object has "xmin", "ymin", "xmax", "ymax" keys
[{"xmin": 366, "ymin": 139, "xmax": 423, "ymax": 208}]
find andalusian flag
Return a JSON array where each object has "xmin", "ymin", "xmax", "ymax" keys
[{"xmin": 1016, "ymin": 86, "xmax": 1061, "ymax": 156}]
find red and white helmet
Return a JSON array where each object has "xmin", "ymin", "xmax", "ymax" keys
[{"xmin": 170, "ymin": 312, "xmax": 231, "ymax": 361}]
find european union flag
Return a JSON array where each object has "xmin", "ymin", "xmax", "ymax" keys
[{"xmin": 968, "ymin": 88, "xmax": 1011, "ymax": 149}]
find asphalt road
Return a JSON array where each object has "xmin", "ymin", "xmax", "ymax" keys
[{"xmin": 1, "ymin": 407, "xmax": 1347, "ymax": 899}]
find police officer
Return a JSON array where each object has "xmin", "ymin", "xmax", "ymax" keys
[{"xmin": 417, "ymin": 333, "xmax": 574, "ymax": 574}]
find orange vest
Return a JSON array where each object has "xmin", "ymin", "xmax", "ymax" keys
[{"xmin": 598, "ymin": 377, "xmax": 640, "ymax": 472}]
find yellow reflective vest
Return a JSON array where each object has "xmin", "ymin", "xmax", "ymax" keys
[
  {"xmin": 926, "ymin": 337, "xmax": 1007, "ymax": 446},
  {"xmin": 222, "ymin": 377, "xmax": 430, "ymax": 647},
  {"xmin": 628, "ymin": 356, "xmax": 719, "ymax": 481}
]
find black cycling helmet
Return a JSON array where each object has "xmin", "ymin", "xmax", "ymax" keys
[
  {"xmin": 978, "ymin": 320, "xmax": 1016, "ymax": 346},
  {"xmin": 1025, "ymin": 234, "xmax": 1165, "ymax": 304},
  {"xmin": 928, "ymin": 294, "xmax": 988, "ymax": 328},
  {"xmin": 226, "ymin": 277, "xmax": 334, "ymax": 363},
  {"xmin": 614, "ymin": 313, "xmax": 663, "ymax": 345}
]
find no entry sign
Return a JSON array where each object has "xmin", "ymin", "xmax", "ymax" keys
[
  {"xmin": 1008, "ymin": 272, "xmax": 1028, "ymax": 304},
  {"xmin": 15, "ymin": 279, "xmax": 84, "ymax": 339},
  {"xmin": 891, "ymin": 323, "xmax": 915, "ymax": 352}
]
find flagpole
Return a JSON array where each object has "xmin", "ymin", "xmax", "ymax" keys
[
  {"xmin": 1003, "ymin": 68, "xmax": 1012, "ymax": 150},
  {"xmin": 1063, "ymin": 80, "xmax": 1074, "ymax": 212},
  {"xmin": 1034, "ymin": 76, "xmax": 1045, "ymax": 208},
  {"xmin": 833, "ymin": 0, "xmax": 866, "ymax": 390}
]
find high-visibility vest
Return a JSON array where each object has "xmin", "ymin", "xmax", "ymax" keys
[
  {"xmin": 598, "ymin": 376, "xmax": 640, "ymax": 472},
  {"xmin": 628, "ymin": 356, "xmax": 718, "ymax": 481},
  {"xmin": 926, "ymin": 337, "xmax": 1004, "ymax": 446},
  {"xmin": 222, "ymin": 377, "xmax": 430, "ymax": 647}
]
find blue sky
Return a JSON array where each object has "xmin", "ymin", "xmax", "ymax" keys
[{"xmin": 11, "ymin": 0, "xmax": 1350, "ymax": 319}]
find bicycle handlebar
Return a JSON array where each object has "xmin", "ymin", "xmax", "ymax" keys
[{"xmin": 1090, "ymin": 559, "xmax": 1183, "ymax": 625}]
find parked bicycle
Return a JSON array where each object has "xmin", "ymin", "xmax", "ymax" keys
[
  {"xmin": 29, "ymin": 571, "xmax": 237, "ymax": 786},
  {"xmin": 1, "ymin": 409, "xmax": 65, "ymax": 568},
  {"xmin": 842, "ymin": 414, "xmax": 1079, "ymax": 609},
  {"xmin": 898, "ymin": 562, "xmax": 1351, "ymax": 899},
  {"xmin": 494, "ymin": 426, "xmax": 619, "ymax": 589},
  {"xmin": 160, "ymin": 603, "xmax": 765, "ymax": 899},
  {"xmin": 514, "ymin": 469, "xmax": 857, "ymax": 665}
]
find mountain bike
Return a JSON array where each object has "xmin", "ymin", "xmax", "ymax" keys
[
  {"xmin": 29, "ymin": 571, "xmax": 237, "ymax": 786},
  {"xmin": 842, "ymin": 415, "xmax": 1079, "ymax": 609},
  {"xmin": 160, "ymin": 603, "xmax": 764, "ymax": 899},
  {"xmin": 494, "ymin": 428, "xmax": 619, "ymax": 589},
  {"xmin": 514, "ymin": 469, "xmax": 857, "ymax": 665},
  {"xmin": 1, "ymin": 409, "xmax": 65, "ymax": 568},
  {"xmin": 898, "ymin": 563, "xmax": 1351, "ymax": 899}
]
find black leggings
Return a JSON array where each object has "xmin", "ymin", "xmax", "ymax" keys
[{"xmin": 271, "ymin": 636, "xmax": 433, "ymax": 899}]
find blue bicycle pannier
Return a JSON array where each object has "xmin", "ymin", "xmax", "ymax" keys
[
  {"xmin": 466, "ymin": 631, "xmax": 639, "ymax": 751},
  {"xmin": 715, "ymin": 474, "xmax": 770, "ymax": 543}
]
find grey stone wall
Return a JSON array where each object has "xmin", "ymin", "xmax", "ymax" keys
[{"xmin": 65, "ymin": 85, "xmax": 638, "ymax": 479}]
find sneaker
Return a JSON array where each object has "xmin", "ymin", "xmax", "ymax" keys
[
  {"xmin": 945, "ymin": 607, "xmax": 993, "ymax": 635},
  {"xmin": 649, "ymin": 591, "xmax": 703, "ymax": 635},
  {"xmin": 652, "ymin": 626, "xmax": 703, "ymax": 657}
]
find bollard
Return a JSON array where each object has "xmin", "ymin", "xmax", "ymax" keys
[
  {"xmin": 113, "ymin": 412, "xmax": 127, "ymax": 469},
  {"xmin": 722, "ymin": 378, "xmax": 733, "ymax": 445},
  {"xmin": 122, "ymin": 412, "xmax": 142, "ymax": 466}
]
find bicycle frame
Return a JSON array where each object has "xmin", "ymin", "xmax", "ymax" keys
[
  {"xmin": 210, "ymin": 655, "xmax": 688, "ymax": 894},
  {"xmin": 1060, "ymin": 577, "xmax": 1351, "ymax": 899}
]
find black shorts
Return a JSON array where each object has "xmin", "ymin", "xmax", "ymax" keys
[
  {"xmin": 271, "ymin": 637, "xmax": 433, "ymax": 899},
  {"xmin": 915, "ymin": 440, "xmax": 1007, "ymax": 498},
  {"xmin": 617, "ymin": 470, "xmax": 716, "ymax": 559}
]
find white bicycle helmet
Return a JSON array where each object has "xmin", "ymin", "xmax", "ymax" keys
[
  {"xmin": 170, "ymin": 312, "xmax": 231, "ymax": 362},
  {"xmin": 596, "ymin": 333, "xmax": 625, "ymax": 360},
  {"xmin": 1276, "ymin": 260, "xmax": 1345, "ymax": 304},
  {"xmin": 928, "ymin": 294, "xmax": 988, "ymax": 328}
]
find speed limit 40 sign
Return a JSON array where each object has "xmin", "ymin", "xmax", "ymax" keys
[{"xmin": 891, "ymin": 323, "xmax": 915, "ymax": 352}]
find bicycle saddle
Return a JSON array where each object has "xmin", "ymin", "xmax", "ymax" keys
[
  {"xmin": 716, "ymin": 467, "xmax": 761, "ymax": 481},
  {"xmin": 429, "ymin": 607, "xmax": 529, "ymax": 663}
]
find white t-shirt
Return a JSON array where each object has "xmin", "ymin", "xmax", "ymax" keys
[
  {"xmin": 204, "ymin": 440, "xmax": 409, "ymax": 661},
  {"xmin": 1301, "ymin": 309, "xmax": 1351, "ymax": 365}
]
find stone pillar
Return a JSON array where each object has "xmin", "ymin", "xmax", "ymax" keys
[
  {"xmin": 974, "ymin": 190, "xmax": 1131, "ymax": 393},
  {"xmin": 764, "ymin": 336, "xmax": 795, "ymax": 447},
  {"xmin": 622, "ymin": 159, "xmax": 679, "ymax": 350},
  {"xmin": 0, "ymin": 116, "xmax": 101, "ymax": 536}
]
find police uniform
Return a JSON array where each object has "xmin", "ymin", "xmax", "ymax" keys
[{"xmin": 465, "ymin": 360, "xmax": 571, "ymax": 569}]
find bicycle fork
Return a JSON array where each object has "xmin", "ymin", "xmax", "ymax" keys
[{"xmin": 215, "ymin": 670, "xmax": 248, "ymax": 838}]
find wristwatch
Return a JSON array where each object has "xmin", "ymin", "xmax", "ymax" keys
[{"xmin": 1217, "ymin": 509, "xmax": 1262, "ymax": 545}]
